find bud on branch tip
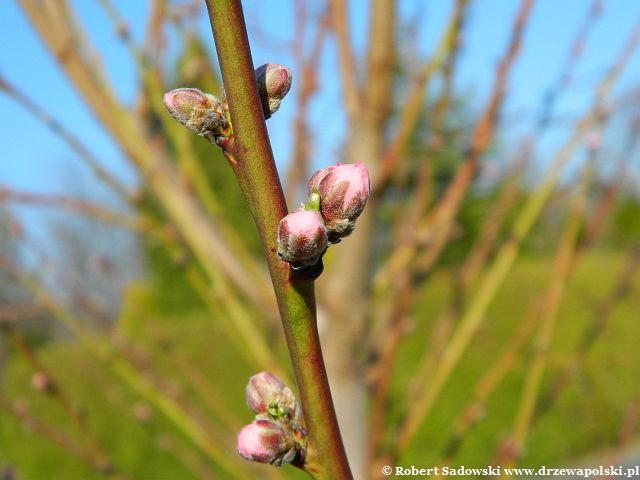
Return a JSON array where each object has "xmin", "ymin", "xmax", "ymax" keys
[{"xmin": 238, "ymin": 372, "xmax": 305, "ymax": 467}]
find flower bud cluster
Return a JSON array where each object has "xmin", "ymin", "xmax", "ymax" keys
[
  {"xmin": 163, "ymin": 64, "xmax": 291, "ymax": 147},
  {"xmin": 277, "ymin": 162, "xmax": 370, "ymax": 270},
  {"xmin": 237, "ymin": 372, "xmax": 305, "ymax": 467}
]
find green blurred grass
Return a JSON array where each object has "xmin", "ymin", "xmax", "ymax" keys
[
  {"xmin": 397, "ymin": 250, "xmax": 640, "ymax": 466},
  {"xmin": 1, "ymin": 251, "xmax": 639, "ymax": 478}
]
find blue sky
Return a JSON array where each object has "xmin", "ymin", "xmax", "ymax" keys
[{"xmin": 1, "ymin": 0, "xmax": 640, "ymax": 230}]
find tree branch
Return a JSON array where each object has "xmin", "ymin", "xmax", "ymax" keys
[
  {"xmin": 328, "ymin": 0, "xmax": 360, "ymax": 122},
  {"xmin": 203, "ymin": 1, "xmax": 351, "ymax": 477}
]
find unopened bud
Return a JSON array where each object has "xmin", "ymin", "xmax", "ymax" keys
[
  {"xmin": 307, "ymin": 162, "xmax": 370, "ymax": 243},
  {"xmin": 277, "ymin": 210, "xmax": 328, "ymax": 269},
  {"xmin": 246, "ymin": 372, "xmax": 284, "ymax": 414},
  {"xmin": 246, "ymin": 372, "xmax": 300, "ymax": 421},
  {"xmin": 236, "ymin": 419, "xmax": 298, "ymax": 466},
  {"xmin": 585, "ymin": 130, "xmax": 601, "ymax": 152},
  {"xmin": 255, "ymin": 63, "xmax": 292, "ymax": 118},
  {"xmin": 31, "ymin": 372, "xmax": 52, "ymax": 393},
  {"xmin": 163, "ymin": 88, "xmax": 230, "ymax": 141}
]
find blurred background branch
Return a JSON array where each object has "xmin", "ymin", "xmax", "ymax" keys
[{"xmin": 1, "ymin": 1, "xmax": 640, "ymax": 479}]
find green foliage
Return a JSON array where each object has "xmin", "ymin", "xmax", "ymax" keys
[
  {"xmin": 0, "ymin": 301, "xmax": 306, "ymax": 480},
  {"xmin": 440, "ymin": 191, "xmax": 497, "ymax": 264},
  {"xmin": 608, "ymin": 194, "xmax": 640, "ymax": 248},
  {"xmin": 390, "ymin": 251, "xmax": 640, "ymax": 466}
]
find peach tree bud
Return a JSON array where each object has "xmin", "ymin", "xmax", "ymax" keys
[
  {"xmin": 236, "ymin": 419, "xmax": 299, "ymax": 466},
  {"xmin": 277, "ymin": 209, "xmax": 328, "ymax": 269},
  {"xmin": 248, "ymin": 373, "xmax": 302, "ymax": 426},
  {"xmin": 307, "ymin": 162, "xmax": 370, "ymax": 243},
  {"xmin": 163, "ymin": 88, "xmax": 230, "ymax": 142},
  {"xmin": 31, "ymin": 372, "xmax": 52, "ymax": 393},
  {"xmin": 255, "ymin": 63, "xmax": 292, "ymax": 118},
  {"xmin": 246, "ymin": 372, "xmax": 285, "ymax": 415}
]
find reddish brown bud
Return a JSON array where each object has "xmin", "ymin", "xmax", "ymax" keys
[
  {"xmin": 163, "ymin": 88, "xmax": 230, "ymax": 141},
  {"xmin": 31, "ymin": 372, "xmax": 52, "ymax": 393},
  {"xmin": 236, "ymin": 419, "xmax": 298, "ymax": 466},
  {"xmin": 246, "ymin": 372, "xmax": 285, "ymax": 414},
  {"xmin": 255, "ymin": 63, "xmax": 292, "ymax": 118},
  {"xmin": 277, "ymin": 210, "xmax": 328, "ymax": 269},
  {"xmin": 307, "ymin": 162, "xmax": 370, "ymax": 243}
]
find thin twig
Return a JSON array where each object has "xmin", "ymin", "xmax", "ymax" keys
[
  {"xmin": 395, "ymin": 14, "xmax": 640, "ymax": 451},
  {"xmin": 284, "ymin": 6, "xmax": 329, "ymax": 203},
  {"xmin": 0, "ymin": 395, "xmax": 125, "ymax": 479},
  {"xmin": 374, "ymin": 0, "xmax": 534, "ymax": 294},
  {"xmin": 507, "ymin": 159, "xmax": 592, "ymax": 462},
  {"xmin": 320, "ymin": 2, "xmax": 397, "ymax": 476},
  {"xmin": 328, "ymin": 0, "xmax": 360, "ymax": 122},
  {"xmin": 0, "ymin": 74, "xmax": 130, "ymax": 203},
  {"xmin": 1, "ymin": 327, "xmax": 125, "ymax": 478},
  {"xmin": 374, "ymin": 0, "xmax": 469, "ymax": 192},
  {"xmin": 18, "ymin": 0, "xmax": 277, "ymax": 316},
  {"xmin": 403, "ymin": 152, "xmax": 527, "ymax": 412},
  {"xmin": 0, "ymin": 187, "xmax": 171, "ymax": 239},
  {"xmin": 538, "ymin": 245, "xmax": 640, "ymax": 416},
  {"xmin": 0, "ymin": 255, "xmax": 245, "ymax": 477},
  {"xmin": 96, "ymin": 0, "xmax": 277, "ymax": 318},
  {"xmin": 536, "ymin": 0, "xmax": 603, "ymax": 131}
]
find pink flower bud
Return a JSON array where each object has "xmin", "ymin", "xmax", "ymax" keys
[
  {"xmin": 31, "ymin": 372, "xmax": 52, "ymax": 393},
  {"xmin": 236, "ymin": 419, "xmax": 298, "ymax": 466},
  {"xmin": 307, "ymin": 162, "xmax": 370, "ymax": 242},
  {"xmin": 585, "ymin": 130, "xmax": 601, "ymax": 151},
  {"xmin": 246, "ymin": 372, "xmax": 286, "ymax": 414},
  {"xmin": 255, "ymin": 63, "xmax": 292, "ymax": 118},
  {"xmin": 163, "ymin": 88, "xmax": 230, "ymax": 141},
  {"xmin": 277, "ymin": 210, "xmax": 328, "ymax": 269}
]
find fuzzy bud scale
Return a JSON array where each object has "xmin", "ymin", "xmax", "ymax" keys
[
  {"xmin": 307, "ymin": 162, "xmax": 370, "ymax": 242},
  {"xmin": 277, "ymin": 210, "xmax": 328, "ymax": 269}
]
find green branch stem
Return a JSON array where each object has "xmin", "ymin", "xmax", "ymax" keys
[{"xmin": 203, "ymin": 1, "xmax": 351, "ymax": 478}]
